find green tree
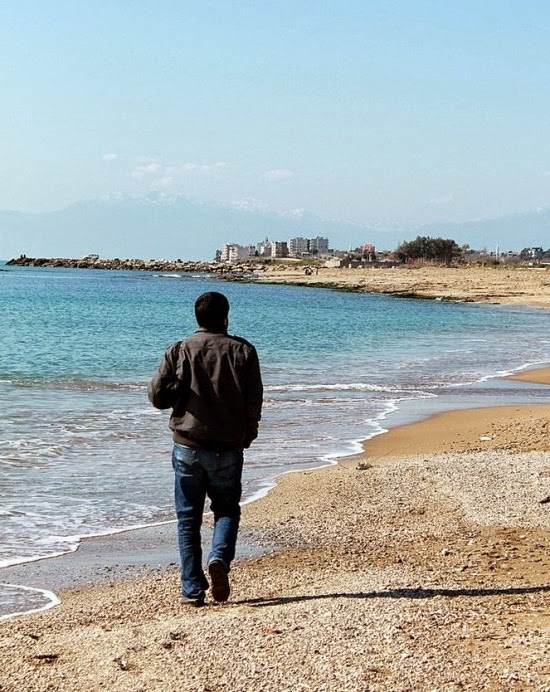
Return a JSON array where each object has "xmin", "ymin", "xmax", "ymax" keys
[{"xmin": 395, "ymin": 236, "xmax": 463, "ymax": 265}]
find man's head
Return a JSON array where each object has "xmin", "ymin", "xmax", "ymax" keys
[{"xmin": 194, "ymin": 292, "xmax": 230, "ymax": 331}]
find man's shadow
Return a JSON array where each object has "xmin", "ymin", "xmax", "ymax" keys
[{"xmin": 234, "ymin": 584, "xmax": 550, "ymax": 608}]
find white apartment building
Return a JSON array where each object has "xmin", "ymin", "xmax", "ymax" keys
[
  {"xmin": 287, "ymin": 236, "xmax": 329, "ymax": 256},
  {"xmin": 220, "ymin": 243, "xmax": 255, "ymax": 262},
  {"xmin": 256, "ymin": 238, "xmax": 272, "ymax": 256}
]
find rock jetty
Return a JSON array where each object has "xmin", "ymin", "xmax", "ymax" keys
[{"xmin": 6, "ymin": 254, "xmax": 266, "ymax": 276}]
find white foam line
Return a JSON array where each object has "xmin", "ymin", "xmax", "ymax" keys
[
  {"xmin": 0, "ymin": 583, "xmax": 61, "ymax": 622},
  {"xmin": 243, "ymin": 362, "xmax": 550, "ymax": 511},
  {"xmin": 445, "ymin": 360, "xmax": 550, "ymax": 388},
  {"xmin": 241, "ymin": 410, "xmax": 396, "ymax": 508},
  {"xmin": 5, "ymin": 361, "xmax": 544, "ymax": 618},
  {"xmin": 73, "ymin": 517, "xmax": 175, "ymax": 542},
  {"xmin": 0, "ymin": 518, "xmax": 176, "ymax": 569},
  {"xmin": 242, "ymin": 361, "xmax": 549, "ymax": 510},
  {"xmin": 511, "ymin": 360, "xmax": 550, "ymax": 376},
  {"xmin": 0, "ymin": 545, "xmax": 79, "ymax": 569},
  {"xmin": 266, "ymin": 382, "xmax": 400, "ymax": 392}
]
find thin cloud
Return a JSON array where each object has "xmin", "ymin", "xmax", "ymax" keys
[
  {"xmin": 132, "ymin": 160, "xmax": 227, "ymax": 181},
  {"xmin": 151, "ymin": 175, "xmax": 174, "ymax": 190},
  {"xmin": 132, "ymin": 163, "xmax": 161, "ymax": 179},
  {"xmin": 281, "ymin": 208, "xmax": 305, "ymax": 219},
  {"xmin": 166, "ymin": 163, "xmax": 198, "ymax": 174},
  {"xmin": 166, "ymin": 161, "xmax": 227, "ymax": 175},
  {"xmin": 261, "ymin": 168, "xmax": 294, "ymax": 182},
  {"xmin": 102, "ymin": 153, "xmax": 118, "ymax": 162},
  {"xmin": 230, "ymin": 198, "xmax": 271, "ymax": 213}
]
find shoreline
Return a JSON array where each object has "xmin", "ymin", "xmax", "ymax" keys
[
  {"xmin": 5, "ymin": 259, "xmax": 550, "ymax": 308},
  {"xmin": 2, "ymin": 369, "xmax": 549, "ymax": 689},
  {"xmin": 250, "ymin": 264, "xmax": 550, "ymax": 309},
  {"xmin": 0, "ymin": 522, "xmax": 273, "ymax": 622},
  {"xmin": 2, "ymin": 385, "xmax": 549, "ymax": 688},
  {"xmin": 508, "ymin": 366, "xmax": 550, "ymax": 385},
  {"xmin": 2, "ymin": 366, "xmax": 549, "ymax": 622}
]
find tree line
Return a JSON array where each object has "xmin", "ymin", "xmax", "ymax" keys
[
  {"xmin": 388, "ymin": 236, "xmax": 549, "ymax": 265},
  {"xmin": 394, "ymin": 236, "xmax": 464, "ymax": 264}
]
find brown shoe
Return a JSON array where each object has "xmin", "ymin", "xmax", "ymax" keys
[{"xmin": 208, "ymin": 560, "xmax": 230, "ymax": 602}]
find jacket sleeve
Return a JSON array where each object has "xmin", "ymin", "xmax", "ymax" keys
[
  {"xmin": 147, "ymin": 343, "xmax": 184, "ymax": 410},
  {"xmin": 243, "ymin": 346, "xmax": 263, "ymax": 448}
]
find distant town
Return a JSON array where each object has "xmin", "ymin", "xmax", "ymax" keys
[
  {"xmin": 6, "ymin": 235, "xmax": 550, "ymax": 273},
  {"xmin": 217, "ymin": 236, "xmax": 331, "ymax": 262},
  {"xmin": 217, "ymin": 235, "xmax": 550, "ymax": 267}
]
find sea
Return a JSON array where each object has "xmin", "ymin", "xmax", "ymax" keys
[{"xmin": 1, "ymin": 263, "xmax": 550, "ymax": 620}]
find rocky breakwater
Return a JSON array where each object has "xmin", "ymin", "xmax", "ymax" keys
[{"xmin": 6, "ymin": 255, "xmax": 268, "ymax": 276}]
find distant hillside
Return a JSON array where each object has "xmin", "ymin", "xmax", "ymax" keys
[
  {"xmin": 0, "ymin": 194, "xmax": 548, "ymax": 260},
  {"xmin": 0, "ymin": 195, "xmax": 399, "ymax": 261}
]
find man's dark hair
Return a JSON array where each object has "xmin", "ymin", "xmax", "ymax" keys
[{"xmin": 195, "ymin": 292, "xmax": 230, "ymax": 331}]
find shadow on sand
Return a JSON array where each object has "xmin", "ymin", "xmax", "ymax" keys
[{"xmin": 234, "ymin": 584, "xmax": 550, "ymax": 608}]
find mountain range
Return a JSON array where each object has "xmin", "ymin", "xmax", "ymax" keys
[{"xmin": 1, "ymin": 194, "xmax": 549, "ymax": 261}]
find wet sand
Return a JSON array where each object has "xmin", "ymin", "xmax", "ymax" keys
[
  {"xmin": 1, "ymin": 371, "xmax": 549, "ymax": 690},
  {"xmin": 0, "ymin": 524, "xmax": 268, "ymax": 605},
  {"xmin": 509, "ymin": 367, "xmax": 550, "ymax": 385}
]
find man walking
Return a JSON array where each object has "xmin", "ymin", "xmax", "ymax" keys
[{"xmin": 148, "ymin": 291, "xmax": 263, "ymax": 606}]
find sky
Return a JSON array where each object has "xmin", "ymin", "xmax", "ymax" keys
[{"xmin": 2, "ymin": 1, "xmax": 550, "ymax": 230}]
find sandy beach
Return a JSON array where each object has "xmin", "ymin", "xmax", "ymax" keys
[
  {"xmin": 251, "ymin": 264, "xmax": 550, "ymax": 309},
  {"xmin": 1, "ymin": 367, "xmax": 549, "ymax": 690}
]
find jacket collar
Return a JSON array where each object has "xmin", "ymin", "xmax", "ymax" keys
[{"xmin": 196, "ymin": 327, "xmax": 228, "ymax": 335}]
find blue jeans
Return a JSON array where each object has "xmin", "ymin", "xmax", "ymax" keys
[{"xmin": 171, "ymin": 443, "xmax": 244, "ymax": 601}]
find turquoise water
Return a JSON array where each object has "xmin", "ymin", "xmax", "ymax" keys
[{"xmin": 1, "ymin": 264, "xmax": 550, "ymax": 617}]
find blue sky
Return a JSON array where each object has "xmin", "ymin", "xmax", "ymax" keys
[{"xmin": 3, "ymin": 1, "xmax": 550, "ymax": 228}]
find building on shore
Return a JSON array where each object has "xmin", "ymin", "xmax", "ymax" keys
[
  {"xmin": 361, "ymin": 244, "xmax": 376, "ymax": 261},
  {"xmin": 271, "ymin": 241, "xmax": 289, "ymax": 258},
  {"xmin": 288, "ymin": 236, "xmax": 329, "ymax": 257},
  {"xmin": 288, "ymin": 237, "xmax": 309, "ymax": 256},
  {"xmin": 256, "ymin": 238, "xmax": 272, "ymax": 257},
  {"xmin": 308, "ymin": 236, "xmax": 329, "ymax": 255},
  {"xmin": 219, "ymin": 243, "xmax": 256, "ymax": 262},
  {"xmin": 217, "ymin": 235, "xmax": 328, "ymax": 262}
]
